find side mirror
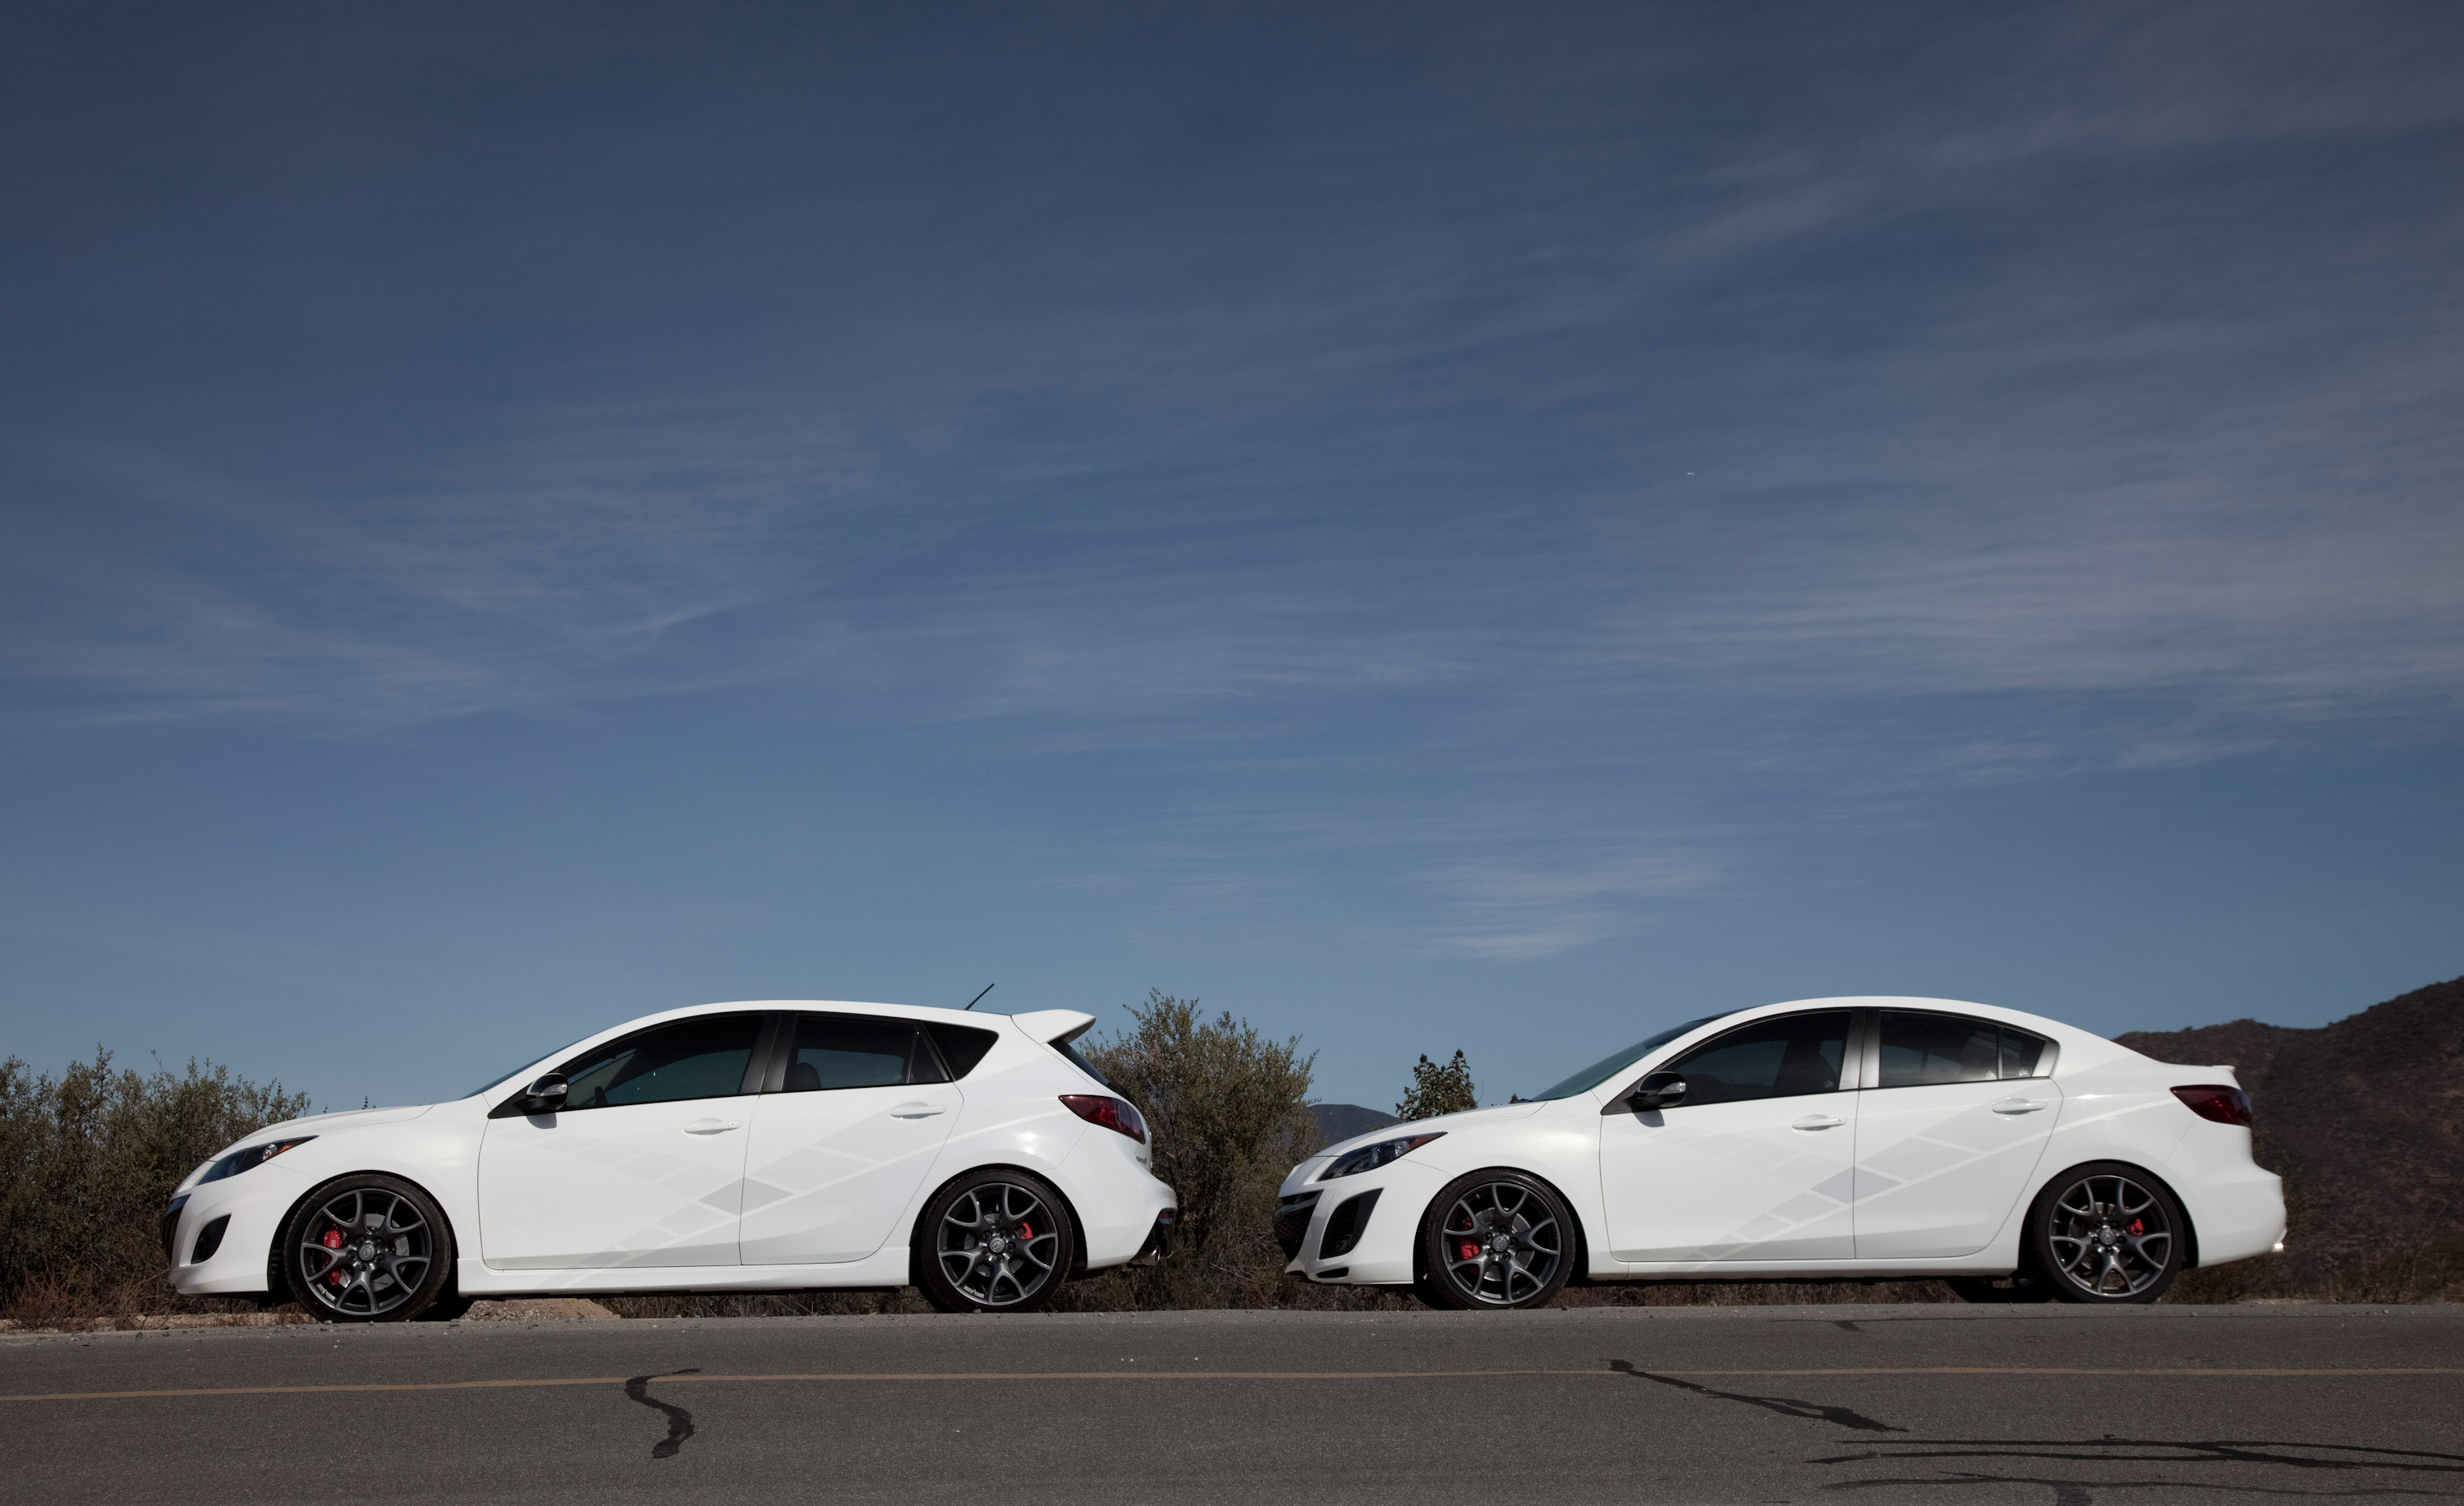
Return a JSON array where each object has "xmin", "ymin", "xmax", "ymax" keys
[
  {"xmin": 522, "ymin": 1073, "xmax": 569, "ymax": 1113},
  {"xmin": 1631, "ymin": 1071, "xmax": 1687, "ymax": 1111}
]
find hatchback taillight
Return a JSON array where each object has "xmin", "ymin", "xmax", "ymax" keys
[
  {"xmin": 1060, "ymin": 1094, "xmax": 1147, "ymax": 1143},
  {"xmin": 2172, "ymin": 1085, "xmax": 2253, "ymax": 1126}
]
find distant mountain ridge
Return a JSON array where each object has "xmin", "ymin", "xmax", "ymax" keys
[{"xmin": 2117, "ymin": 974, "xmax": 2464, "ymax": 1284}]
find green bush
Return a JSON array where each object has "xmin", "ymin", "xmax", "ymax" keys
[
  {"xmin": 1395, "ymin": 1049, "xmax": 1478, "ymax": 1121},
  {"xmin": 0, "ymin": 1050, "xmax": 310, "ymax": 1324}
]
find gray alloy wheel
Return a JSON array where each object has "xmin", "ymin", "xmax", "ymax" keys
[
  {"xmin": 282, "ymin": 1175, "xmax": 452, "ymax": 1322},
  {"xmin": 919, "ymin": 1170, "xmax": 1076, "ymax": 1313},
  {"xmin": 2029, "ymin": 1164, "xmax": 2184, "ymax": 1304},
  {"xmin": 1418, "ymin": 1171, "xmax": 1573, "ymax": 1310}
]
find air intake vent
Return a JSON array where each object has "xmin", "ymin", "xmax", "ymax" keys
[
  {"xmin": 190, "ymin": 1214, "xmax": 230, "ymax": 1265},
  {"xmin": 1273, "ymin": 1191, "xmax": 1321, "ymax": 1260},
  {"xmin": 1319, "ymin": 1188, "xmax": 1381, "ymax": 1260}
]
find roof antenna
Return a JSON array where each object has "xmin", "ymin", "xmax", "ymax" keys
[{"xmin": 963, "ymin": 983, "xmax": 995, "ymax": 1011}]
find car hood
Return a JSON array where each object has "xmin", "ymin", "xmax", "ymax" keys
[
  {"xmin": 255, "ymin": 1103, "xmax": 435, "ymax": 1140},
  {"xmin": 1318, "ymin": 1102, "xmax": 1543, "ymax": 1159}
]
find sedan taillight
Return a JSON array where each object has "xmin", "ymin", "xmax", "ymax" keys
[
  {"xmin": 1060, "ymin": 1094, "xmax": 1147, "ymax": 1143},
  {"xmin": 2172, "ymin": 1085, "xmax": 2253, "ymax": 1126}
]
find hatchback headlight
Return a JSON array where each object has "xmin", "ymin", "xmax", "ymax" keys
[
  {"xmin": 1318, "ymin": 1132, "xmax": 1443, "ymax": 1180},
  {"xmin": 197, "ymin": 1136, "xmax": 316, "ymax": 1185}
]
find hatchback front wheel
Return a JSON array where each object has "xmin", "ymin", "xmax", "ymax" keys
[{"xmin": 279, "ymin": 1173, "xmax": 455, "ymax": 1322}]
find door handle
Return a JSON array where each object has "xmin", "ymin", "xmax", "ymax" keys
[
  {"xmin": 890, "ymin": 1103, "xmax": 947, "ymax": 1119},
  {"xmin": 682, "ymin": 1119, "xmax": 742, "ymax": 1135},
  {"xmin": 1991, "ymin": 1098, "xmax": 2049, "ymax": 1115},
  {"xmin": 1791, "ymin": 1114, "xmax": 1846, "ymax": 1131}
]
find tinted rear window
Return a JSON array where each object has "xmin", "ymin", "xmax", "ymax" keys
[
  {"xmin": 1875, "ymin": 1011, "xmax": 2052, "ymax": 1086},
  {"xmin": 782, "ymin": 1015, "xmax": 944, "ymax": 1091},
  {"xmin": 926, "ymin": 1022, "xmax": 1001, "ymax": 1079}
]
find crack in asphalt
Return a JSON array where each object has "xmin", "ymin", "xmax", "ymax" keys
[
  {"xmin": 1823, "ymin": 1472, "xmax": 2454, "ymax": 1500},
  {"xmin": 1607, "ymin": 1358, "xmax": 1905, "ymax": 1432},
  {"xmin": 624, "ymin": 1369, "xmax": 701, "ymax": 1459},
  {"xmin": 1808, "ymin": 1441, "xmax": 2464, "ymax": 1476}
]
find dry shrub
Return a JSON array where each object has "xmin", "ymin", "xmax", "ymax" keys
[
  {"xmin": 0, "ymin": 1050, "xmax": 310, "ymax": 1327},
  {"xmin": 1058, "ymin": 991, "xmax": 1317, "ymax": 1310}
]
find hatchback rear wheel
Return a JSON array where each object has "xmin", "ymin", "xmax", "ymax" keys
[{"xmin": 916, "ymin": 1169, "xmax": 1077, "ymax": 1313}]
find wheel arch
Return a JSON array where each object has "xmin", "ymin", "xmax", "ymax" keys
[
  {"xmin": 2025, "ymin": 1158, "xmax": 2200, "ymax": 1273},
  {"xmin": 908, "ymin": 1162, "xmax": 1093, "ymax": 1285},
  {"xmin": 265, "ymin": 1169, "xmax": 466, "ymax": 1297},
  {"xmin": 1409, "ymin": 1163, "xmax": 1592, "ymax": 1285}
]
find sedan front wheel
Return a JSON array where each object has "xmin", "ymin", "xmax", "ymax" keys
[{"xmin": 1415, "ymin": 1170, "xmax": 1574, "ymax": 1310}]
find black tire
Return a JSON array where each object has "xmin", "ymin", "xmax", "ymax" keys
[
  {"xmin": 2023, "ymin": 1162, "xmax": 2186, "ymax": 1305},
  {"xmin": 1414, "ymin": 1170, "xmax": 1575, "ymax": 1310},
  {"xmin": 280, "ymin": 1173, "xmax": 454, "ymax": 1323},
  {"xmin": 916, "ymin": 1168, "xmax": 1077, "ymax": 1314},
  {"xmin": 1946, "ymin": 1273, "xmax": 2055, "ymax": 1304}
]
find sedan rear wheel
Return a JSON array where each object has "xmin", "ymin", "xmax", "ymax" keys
[
  {"xmin": 1415, "ymin": 1170, "xmax": 1574, "ymax": 1310},
  {"xmin": 281, "ymin": 1174, "xmax": 453, "ymax": 1322},
  {"xmin": 2025, "ymin": 1163, "xmax": 2186, "ymax": 1304}
]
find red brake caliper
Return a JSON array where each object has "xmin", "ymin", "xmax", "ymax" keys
[
  {"xmin": 322, "ymin": 1227, "xmax": 345, "ymax": 1286},
  {"xmin": 1017, "ymin": 1222, "xmax": 1032, "ymax": 1240}
]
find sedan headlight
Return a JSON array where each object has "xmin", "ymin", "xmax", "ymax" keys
[
  {"xmin": 197, "ymin": 1136, "xmax": 316, "ymax": 1185},
  {"xmin": 1317, "ymin": 1132, "xmax": 1443, "ymax": 1180}
]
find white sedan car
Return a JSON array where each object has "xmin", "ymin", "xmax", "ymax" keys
[
  {"xmin": 1279, "ymin": 997, "xmax": 2285, "ymax": 1307},
  {"xmin": 164, "ymin": 1001, "xmax": 1177, "ymax": 1319}
]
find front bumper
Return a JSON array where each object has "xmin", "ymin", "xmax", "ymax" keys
[
  {"xmin": 1276, "ymin": 1158, "xmax": 1448, "ymax": 1285},
  {"xmin": 164, "ymin": 1165, "xmax": 309, "ymax": 1297}
]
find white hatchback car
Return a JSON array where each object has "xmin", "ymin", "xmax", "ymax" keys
[
  {"xmin": 164, "ymin": 1001, "xmax": 1177, "ymax": 1319},
  {"xmin": 1279, "ymin": 997, "xmax": 2285, "ymax": 1306}
]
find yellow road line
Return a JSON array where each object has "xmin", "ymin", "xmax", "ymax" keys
[{"xmin": 2, "ymin": 1366, "xmax": 2459, "ymax": 1403}]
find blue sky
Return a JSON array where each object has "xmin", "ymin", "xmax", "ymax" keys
[{"xmin": 4, "ymin": 2, "xmax": 2461, "ymax": 1112}]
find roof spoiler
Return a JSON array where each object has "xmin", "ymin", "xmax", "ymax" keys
[{"xmin": 1010, "ymin": 1009, "xmax": 1096, "ymax": 1048}]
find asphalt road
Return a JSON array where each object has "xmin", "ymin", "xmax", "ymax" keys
[{"xmin": 5, "ymin": 1304, "xmax": 2461, "ymax": 1505}]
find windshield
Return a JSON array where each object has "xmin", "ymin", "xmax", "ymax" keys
[{"xmin": 1527, "ymin": 1013, "xmax": 1734, "ymax": 1101}]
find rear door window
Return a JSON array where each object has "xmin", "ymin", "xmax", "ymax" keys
[
  {"xmin": 780, "ymin": 1015, "xmax": 945, "ymax": 1091},
  {"xmin": 1874, "ymin": 1011, "xmax": 2053, "ymax": 1086}
]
